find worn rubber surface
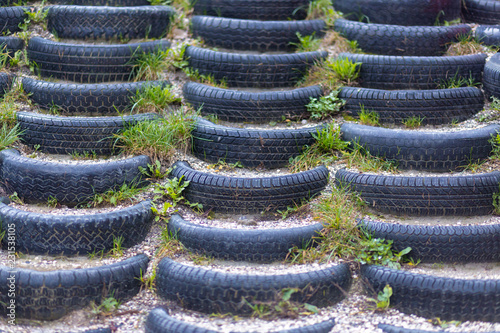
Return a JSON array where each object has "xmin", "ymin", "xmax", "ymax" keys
[
  {"xmin": 191, "ymin": 0, "xmax": 311, "ymax": 20},
  {"xmin": 0, "ymin": 7, "xmax": 27, "ymax": 34},
  {"xmin": 0, "ymin": 149, "xmax": 150, "ymax": 206},
  {"xmin": 169, "ymin": 161, "xmax": 329, "ymax": 213},
  {"xmin": 339, "ymin": 86, "xmax": 484, "ymax": 125},
  {"xmin": 17, "ymin": 111, "xmax": 159, "ymax": 155},
  {"xmin": 183, "ymin": 82, "xmax": 322, "ymax": 123},
  {"xmin": 22, "ymin": 78, "xmax": 170, "ymax": 115},
  {"xmin": 49, "ymin": 0, "xmax": 150, "ymax": 5},
  {"xmin": 378, "ymin": 324, "xmax": 500, "ymax": 333},
  {"xmin": 145, "ymin": 307, "xmax": 336, "ymax": 333},
  {"xmin": 483, "ymin": 52, "xmax": 500, "ymax": 98},
  {"xmin": 332, "ymin": 0, "xmax": 461, "ymax": 25},
  {"xmin": 156, "ymin": 257, "xmax": 351, "ymax": 315},
  {"xmin": 0, "ymin": 254, "xmax": 148, "ymax": 320},
  {"xmin": 0, "ymin": 72, "xmax": 14, "ymax": 98},
  {"xmin": 335, "ymin": 168, "xmax": 500, "ymax": 216},
  {"xmin": 27, "ymin": 37, "xmax": 171, "ymax": 83},
  {"xmin": 0, "ymin": 200, "xmax": 153, "ymax": 255},
  {"xmin": 340, "ymin": 53, "xmax": 487, "ymax": 90},
  {"xmin": 191, "ymin": 118, "xmax": 326, "ymax": 168},
  {"xmin": 168, "ymin": 214, "xmax": 324, "ymax": 262},
  {"xmin": 191, "ymin": 16, "xmax": 325, "ymax": 52},
  {"xmin": 340, "ymin": 123, "xmax": 500, "ymax": 172},
  {"xmin": 47, "ymin": 5, "xmax": 175, "ymax": 40},
  {"xmin": 463, "ymin": 0, "xmax": 500, "ymax": 24},
  {"xmin": 475, "ymin": 25, "xmax": 500, "ymax": 47},
  {"xmin": 185, "ymin": 46, "xmax": 328, "ymax": 88},
  {"xmin": 334, "ymin": 19, "xmax": 469, "ymax": 56},
  {"xmin": 358, "ymin": 219, "xmax": 500, "ymax": 263},
  {"xmin": 361, "ymin": 265, "xmax": 500, "ymax": 322}
]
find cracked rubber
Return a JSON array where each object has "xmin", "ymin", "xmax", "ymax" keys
[
  {"xmin": 340, "ymin": 53, "xmax": 487, "ymax": 90},
  {"xmin": 0, "ymin": 254, "xmax": 148, "ymax": 320},
  {"xmin": 47, "ymin": 5, "xmax": 175, "ymax": 40},
  {"xmin": 22, "ymin": 77, "xmax": 170, "ymax": 116},
  {"xmin": 183, "ymin": 82, "xmax": 322, "ymax": 123},
  {"xmin": 145, "ymin": 307, "xmax": 336, "ymax": 333},
  {"xmin": 463, "ymin": 0, "xmax": 500, "ymax": 24},
  {"xmin": 191, "ymin": 16, "xmax": 326, "ymax": 52},
  {"xmin": 334, "ymin": 19, "xmax": 469, "ymax": 56},
  {"xmin": 358, "ymin": 219, "xmax": 500, "ymax": 263},
  {"xmin": 185, "ymin": 46, "xmax": 328, "ymax": 88},
  {"xmin": 169, "ymin": 160, "xmax": 329, "ymax": 213},
  {"xmin": 0, "ymin": 200, "xmax": 153, "ymax": 255},
  {"xmin": 335, "ymin": 168, "xmax": 500, "ymax": 216},
  {"xmin": 191, "ymin": 0, "xmax": 311, "ymax": 20},
  {"xmin": 156, "ymin": 257, "xmax": 352, "ymax": 315},
  {"xmin": 191, "ymin": 117, "xmax": 326, "ymax": 168},
  {"xmin": 17, "ymin": 111, "xmax": 159, "ymax": 155},
  {"xmin": 361, "ymin": 265, "xmax": 500, "ymax": 322},
  {"xmin": 332, "ymin": 0, "xmax": 461, "ymax": 26},
  {"xmin": 0, "ymin": 7, "xmax": 27, "ymax": 35},
  {"xmin": 0, "ymin": 149, "xmax": 150, "ymax": 206},
  {"xmin": 167, "ymin": 214, "xmax": 324, "ymax": 262},
  {"xmin": 340, "ymin": 123, "xmax": 500, "ymax": 172},
  {"xmin": 483, "ymin": 52, "xmax": 500, "ymax": 98},
  {"xmin": 27, "ymin": 37, "xmax": 171, "ymax": 83},
  {"xmin": 339, "ymin": 86, "xmax": 484, "ymax": 126}
]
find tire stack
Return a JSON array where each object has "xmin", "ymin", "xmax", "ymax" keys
[
  {"xmin": 332, "ymin": 0, "xmax": 500, "ymax": 325},
  {"xmin": 0, "ymin": 0, "xmax": 175, "ymax": 321}
]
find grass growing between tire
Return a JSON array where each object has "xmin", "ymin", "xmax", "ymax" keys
[
  {"xmin": 299, "ymin": 56, "xmax": 360, "ymax": 92},
  {"xmin": 130, "ymin": 84, "xmax": 182, "ymax": 113}
]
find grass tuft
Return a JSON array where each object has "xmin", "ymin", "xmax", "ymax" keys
[
  {"xmin": 130, "ymin": 84, "xmax": 182, "ymax": 114},
  {"xmin": 0, "ymin": 123, "xmax": 20, "ymax": 151},
  {"xmin": 299, "ymin": 57, "xmax": 360, "ymax": 92}
]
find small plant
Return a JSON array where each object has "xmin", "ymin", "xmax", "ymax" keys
[
  {"xmin": 276, "ymin": 205, "xmax": 300, "ymax": 219},
  {"xmin": 328, "ymin": 57, "xmax": 361, "ymax": 85},
  {"xmin": 109, "ymin": 236, "xmax": 124, "ymax": 257},
  {"xmin": 402, "ymin": 115, "xmax": 424, "ymax": 129},
  {"xmin": 86, "ymin": 182, "xmax": 145, "ymax": 207},
  {"xmin": 207, "ymin": 160, "xmax": 244, "ymax": 172},
  {"xmin": 437, "ymin": 73, "xmax": 478, "ymax": 89},
  {"xmin": 306, "ymin": 90, "xmax": 345, "ymax": 120},
  {"xmin": 428, "ymin": 318, "xmax": 461, "ymax": 329},
  {"xmin": 290, "ymin": 32, "xmax": 321, "ymax": 52},
  {"xmin": 24, "ymin": 4, "xmax": 48, "ymax": 25},
  {"xmin": 9, "ymin": 192, "xmax": 22, "ymax": 205},
  {"xmin": 184, "ymin": 67, "xmax": 227, "ymax": 88},
  {"xmin": 446, "ymin": 33, "xmax": 484, "ymax": 56},
  {"xmin": 131, "ymin": 47, "xmax": 169, "ymax": 81},
  {"xmin": 139, "ymin": 267, "xmax": 156, "ymax": 291},
  {"xmin": 0, "ymin": 123, "xmax": 20, "ymax": 151},
  {"xmin": 90, "ymin": 294, "xmax": 120, "ymax": 316},
  {"xmin": 188, "ymin": 251, "xmax": 214, "ymax": 265},
  {"xmin": 367, "ymin": 284, "xmax": 392, "ymax": 311},
  {"xmin": 358, "ymin": 106, "xmax": 379, "ymax": 126},
  {"xmin": 165, "ymin": 43, "xmax": 189, "ymax": 71},
  {"xmin": 47, "ymin": 196, "xmax": 58, "ymax": 208},
  {"xmin": 356, "ymin": 230, "xmax": 411, "ymax": 269},
  {"xmin": 88, "ymin": 249, "xmax": 105, "ymax": 260},
  {"xmin": 306, "ymin": 0, "xmax": 340, "ymax": 26},
  {"xmin": 156, "ymin": 227, "xmax": 186, "ymax": 258},
  {"xmin": 70, "ymin": 150, "xmax": 98, "ymax": 160},
  {"xmin": 139, "ymin": 160, "xmax": 169, "ymax": 180},
  {"xmin": 153, "ymin": 175, "xmax": 189, "ymax": 207},
  {"xmin": 130, "ymin": 84, "xmax": 181, "ymax": 114},
  {"xmin": 493, "ymin": 186, "xmax": 500, "ymax": 215},
  {"xmin": 489, "ymin": 131, "xmax": 500, "ymax": 159}
]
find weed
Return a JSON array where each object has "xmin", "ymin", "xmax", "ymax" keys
[
  {"xmin": 207, "ymin": 160, "xmax": 244, "ymax": 172},
  {"xmin": 344, "ymin": 143, "xmax": 398, "ymax": 174},
  {"xmin": 489, "ymin": 131, "xmax": 500, "ymax": 159},
  {"xmin": 428, "ymin": 318, "xmax": 461, "ymax": 329},
  {"xmin": 493, "ymin": 186, "xmax": 500, "ymax": 215},
  {"xmin": 437, "ymin": 73, "xmax": 479, "ymax": 89},
  {"xmin": 130, "ymin": 84, "xmax": 181, "ymax": 114},
  {"xmin": 153, "ymin": 175, "xmax": 189, "ymax": 206},
  {"xmin": 156, "ymin": 227, "xmax": 186, "ymax": 258},
  {"xmin": 47, "ymin": 196, "xmax": 58, "ymax": 208},
  {"xmin": 90, "ymin": 294, "xmax": 120, "ymax": 316},
  {"xmin": 306, "ymin": 89, "xmax": 345, "ymax": 120},
  {"xmin": 131, "ymin": 47, "xmax": 169, "ymax": 81},
  {"xmin": 446, "ymin": 33, "xmax": 484, "ymax": 56},
  {"xmin": 367, "ymin": 284, "xmax": 392, "ymax": 311},
  {"xmin": 290, "ymin": 32, "xmax": 321, "ymax": 52},
  {"xmin": 356, "ymin": 229, "xmax": 411, "ymax": 269},
  {"xmin": 358, "ymin": 106, "xmax": 379, "ymax": 126},
  {"xmin": 139, "ymin": 267, "xmax": 156, "ymax": 291},
  {"xmin": 184, "ymin": 67, "xmax": 227, "ymax": 88},
  {"xmin": 9, "ymin": 192, "xmax": 22, "ymax": 205},
  {"xmin": 0, "ymin": 123, "xmax": 20, "ymax": 151},
  {"xmin": 306, "ymin": 0, "xmax": 340, "ymax": 26},
  {"xmin": 23, "ymin": 4, "xmax": 48, "ymax": 25},
  {"xmin": 139, "ymin": 160, "xmax": 169, "ymax": 180},
  {"xmin": 70, "ymin": 150, "xmax": 98, "ymax": 160},
  {"xmin": 88, "ymin": 249, "xmax": 105, "ymax": 260},
  {"xmin": 276, "ymin": 205, "xmax": 300, "ymax": 219},
  {"xmin": 109, "ymin": 236, "xmax": 124, "ymax": 257},
  {"xmin": 86, "ymin": 182, "xmax": 145, "ymax": 208},
  {"xmin": 188, "ymin": 251, "xmax": 214, "ymax": 265},
  {"xmin": 402, "ymin": 115, "xmax": 424, "ymax": 129}
]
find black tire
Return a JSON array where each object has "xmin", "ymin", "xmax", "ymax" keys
[
  {"xmin": 191, "ymin": 16, "xmax": 326, "ymax": 52},
  {"xmin": 0, "ymin": 149, "xmax": 150, "ymax": 206},
  {"xmin": 334, "ymin": 19, "xmax": 470, "ymax": 56},
  {"xmin": 378, "ymin": 324, "xmax": 499, "ymax": 333},
  {"xmin": 191, "ymin": 0, "xmax": 311, "ymax": 21},
  {"xmin": 145, "ymin": 307, "xmax": 336, "ymax": 333},
  {"xmin": 0, "ymin": 37, "xmax": 24, "ymax": 56},
  {"xmin": 483, "ymin": 52, "xmax": 500, "ymax": 98},
  {"xmin": 22, "ymin": 77, "xmax": 170, "ymax": 116},
  {"xmin": 0, "ymin": 7, "xmax": 27, "ymax": 35},
  {"xmin": 27, "ymin": 37, "xmax": 171, "ymax": 83},
  {"xmin": 0, "ymin": 200, "xmax": 153, "ymax": 255},
  {"xmin": 0, "ymin": 72, "xmax": 15, "ymax": 98},
  {"xmin": 358, "ymin": 219, "xmax": 500, "ymax": 263},
  {"xmin": 156, "ymin": 257, "xmax": 352, "ymax": 315},
  {"xmin": 340, "ymin": 123, "xmax": 500, "ymax": 172},
  {"xmin": 169, "ymin": 161, "xmax": 329, "ymax": 213},
  {"xmin": 475, "ymin": 25, "xmax": 500, "ymax": 47},
  {"xmin": 17, "ymin": 111, "xmax": 160, "ymax": 155},
  {"xmin": 463, "ymin": 0, "xmax": 500, "ymax": 24},
  {"xmin": 335, "ymin": 168, "xmax": 500, "ymax": 216},
  {"xmin": 191, "ymin": 117, "xmax": 326, "ymax": 168},
  {"xmin": 183, "ymin": 82, "xmax": 322, "ymax": 123},
  {"xmin": 361, "ymin": 265, "xmax": 500, "ymax": 322},
  {"xmin": 340, "ymin": 53, "xmax": 487, "ymax": 90},
  {"xmin": 48, "ymin": 0, "xmax": 150, "ymax": 5},
  {"xmin": 47, "ymin": 5, "xmax": 175, "ymax": 40},
  {"xmin": 339, "ymin": 86, "xmax": 484, "ymax": 126},
  {"xmin": 332, "ymin": 0, "xmax": 461, "ymax": 26},
  {"xmin": 185, "ymin": 46, "xmax": 328, "ymax": 88},
  {"xmin": 0, "ymin": 254, "xmax": 148, "ymax": 320},
  {"xmin": 167, "ymin": 214, "xmax": 324, "ymax": 262}
]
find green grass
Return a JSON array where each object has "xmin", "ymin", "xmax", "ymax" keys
[
  {"xmin": 85, "ymin": 182, "xmax": 146, "ymax": 208},
  {"xmin": 344, "ymin": 143, "xmax": 399, "ymax": 173},
  {"xmin": 437, "ymin": 73, "xmax": 479, "ymax": 89},
  {"xmin": 299, "ymin": 57, "xmax": 361, "ymax": 91},
  {"xmin": 402, "ymin": 115, "xmax": 424, "ymax": 129},
  {"xmin": 131, "ymin": 47, "xmax": 169, "ymax": 81},
  {"xmin": 358, "ymin": 106, "xmax": 380, "ymax": 126},
  {"xmin": 130, "ymin": 84, "xmax": 182, "ymax": 114},
  {"xmin": 290, "ymin": 32, "xmax": 321, "ymax": 52},
  {"xmin": 0, "ymin": 123, "xmax": 20, "ymax": 151},
  {"xmin": 305, "ymin": 89, "xmax": 345, "ymax": 120}
]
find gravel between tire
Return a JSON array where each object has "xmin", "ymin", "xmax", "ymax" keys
[
  {"xmin": 335, "ymin": 168, "xmax": 500, "ymax": 216},
  {"xmin": 17, "ymin": 111, "xmax": 160, "ymax": 155},
  {"xmin": 0, "ymin": 199, "xmax": 154, "ymax": 255},
  {"xmin": 191, "ymin": 117, "xmax": 327, "ymax": 168},
  {"xmin": 361, "ymin": 265, "xmax": 500, "ymax": 322},
  {"xmin": 334, "ymin": 19, "xmax": 470, "ymax": 56},
  {"xmin": 340, "ymin": 123, "xmax": 500, "ymax": 172},
  {"xmin": 185, "ymin": 46, "xmax": 328, "ymax": 88},
  {"xmin": 168, "ymin": 214, "xmax": 324, "ymax": 262},
  {"xmin": 340, "ymin": 53, "xmax": 487, "ymax": 90},
  {"xmin": 0, "ymin": 149, "xmax": 150, "ymax": 206},
  {"xmin": 156, "ymin": 257, "xmax": 352, "ymax": 315},
  {"xmin": 47, "ymin": 5, "xmax": 176, "ymax": 40},
  {"xmin": 169, "ymin": 161, "xmax": 329, "ymax": 213},
  {"xmin": 183, "ymin": 82, "xmax": 323, "ymax": 123},
  {"xmin": 27, "ymin": 37, "xmax": 171, "ymax": 83},
  {"xmin": 358, "ymin": 219, "xmax": 500, "ymax": 263},
  {"xmin": 0, "ymin": 254, "xmax": 149, "ymax": 320},
  {"xmin": 339, "ymin": 86, "xmax": 485, "ymax": 125}
]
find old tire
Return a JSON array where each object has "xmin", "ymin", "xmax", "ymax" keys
[
  {"xmin": 483, "ymin": 52, "xmax": 500, "ymax": 98},
  {"xmin": 463, "ymin": 0, "xmax": 500, "ymax": 24},
  {"xmin": 0, "ymin": 7, "xmax": 28, "ymax": 35}
]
